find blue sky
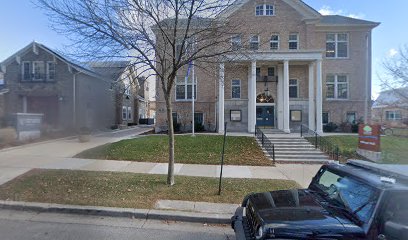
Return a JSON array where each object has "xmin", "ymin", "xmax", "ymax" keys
[{"xmin": 1, "ymin": 0, "xmax": 407, "ymax": 98}]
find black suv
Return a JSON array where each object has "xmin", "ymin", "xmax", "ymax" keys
[{"xmin": 231, "ymin": 160, "xmax": 408, "ymax": 240}]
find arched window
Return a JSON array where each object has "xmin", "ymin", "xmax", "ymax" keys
[{"xmin": 257, "ymin": 93, "xmax": 275, "ymax": 103}]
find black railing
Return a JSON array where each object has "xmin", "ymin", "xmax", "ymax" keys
[
  {"xmin": 300, "ymin": 124, "xmax": 340, "ymax": 161},
  {"xmin": 255, "ymin": 125, "xmax": 275, "ymax": 164}
]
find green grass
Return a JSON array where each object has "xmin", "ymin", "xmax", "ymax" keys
[
  {"xmin": 323, "ymin": 135, "xmax": 408, "ymax": 164},
  {"xmin": 0, "ymin": 170, "xmax": 299, "ymax": 209},
  {"xmin": 75, "ymin": 135, "xmax": 271, "ymax": 166}
]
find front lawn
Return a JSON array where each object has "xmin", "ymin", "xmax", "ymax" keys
[
  {"xmin": 0, "ymin": 170, "xmax": 299, "ymax": 209},
  {"xmin": 323, "ymin": 136, "xmax": 408, "ymax": 164},
  {"xmin": 75, "ymin": 135, "xmax": 271, "ymax": 166}
]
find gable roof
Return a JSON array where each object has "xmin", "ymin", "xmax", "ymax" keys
[
  {"xmin": 318, "ymin": 15, "xmax": 380, "ymax": 27},
  {"xmin": 87, "ymin": 61, "xmax": 131, "ymax": 82},
  {"xmin": 0, "ymin": 42, "xmax": 102, "ymax": 78},
  {"xmin": 373, "ymin": 87, "xmax": 408, "ymax": 108},
  {"xmin": 218, "ymin": 0, "xmax": 321, "ymax": 20}
]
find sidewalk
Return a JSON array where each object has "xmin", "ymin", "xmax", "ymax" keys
[{"xmin": 0, "ymin": 127, "xmax": 321, "ymax": 187}]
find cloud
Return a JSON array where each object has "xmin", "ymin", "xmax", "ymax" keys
[
  {"xmin": 388, "ymin": 48, "xmax": 398, "ymax": 57},
  {"xmin": 318, "ymin": 6, "xmax": 365, "ymax": 19}
]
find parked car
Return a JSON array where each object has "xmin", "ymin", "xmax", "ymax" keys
[{"xmin": 231, "ymin": 160, "xmax": 408, "ymax": 240}]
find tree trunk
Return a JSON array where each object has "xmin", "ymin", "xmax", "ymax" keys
[{"xmin": 165, "ymin": 94, "xmax": 175, "ymax": 186}]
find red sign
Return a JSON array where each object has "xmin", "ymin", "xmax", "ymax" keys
[{"xmin": 358, "ymin": 124, "xmax": 381, "ymax": 152}]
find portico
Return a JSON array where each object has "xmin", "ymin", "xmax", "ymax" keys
[{"xmin": 218, "ymin": 51, "xmax": 323, "ymax": 134}]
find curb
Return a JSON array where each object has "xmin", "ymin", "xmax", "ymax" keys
[{"xmin": 0, "ymin": 200, "xmax": 231, "ymax": 224}]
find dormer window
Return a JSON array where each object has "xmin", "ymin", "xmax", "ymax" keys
[{"xmin": 256, "ymin": 4, "xmax": 274, "ymax": 16}]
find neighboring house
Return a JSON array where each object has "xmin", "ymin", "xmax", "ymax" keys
[
  {"xmin": 0, "ymin": 72, "xmax": 7, "ymax": 123},
  {"xmin": 154, "ymin": 0, "xmax": 379, "ymax": 133},
  {"xmin": 0, "ymin": 42, "xmax": 140, "ymax": 131},
  {"xmin": 87, "ymin": 61, "xmax": 148, "ymax": 126},
  {"xmin": 372, "ymin": 87, "xmax": 408, "ymax": 128}
]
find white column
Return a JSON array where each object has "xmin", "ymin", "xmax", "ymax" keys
[
  {"xmin": 248, "ymin": 61, "xmax": 257, "ymax": 133},
  {"xmin": 316, "ymin": 59, "xmax": 323, "ymax": 134},
  {"xmin": 308, "ymin": 62, "xmax": 315, "ymax": 131},
  {"xmin": 277, "ymin": 64, "xmax": 284, "ymax": 130},
  {"xmin": 218, "ymin": 63, "xmax": 225, "ymax": 133},
  {"xmin": 283, "ymin": 60, "xmax": 290, "ymax": 133}
]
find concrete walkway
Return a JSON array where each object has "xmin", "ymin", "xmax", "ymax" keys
[{"xmin": 0, "ymin": 128, "xmax": 322, "ymax": 188}]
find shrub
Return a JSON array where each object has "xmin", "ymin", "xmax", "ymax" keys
[
  {"xmin": 195, "ymin": 123, "xmax": 205, "ymax": 132},
  {"xmin": 0, "ymin": 127, "xmax": 17, "ymax": 144},
  {"xmin": 323, "ymin": 122, "xmax": 338, "ymax": 132}
]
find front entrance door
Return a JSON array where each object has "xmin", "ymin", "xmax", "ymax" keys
[{"xmin": 256, "ymin": 106, "xmax": 274, "ymax": 127}]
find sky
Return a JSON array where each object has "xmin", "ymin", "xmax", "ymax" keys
[{"xmin": 1, "ymin": 0, "xmax": 408, "ymax": 99}]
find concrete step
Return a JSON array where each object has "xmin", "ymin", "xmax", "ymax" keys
[
  {"xmin": 275, "ymin": 158, "xmax": 333, "ymax": 164},
  {"xmin": 275, "ymin": 155, "xmax": 329, "ymax": 159},
  {"xmin": 274, "ymin": 151, "xmax": 327, "ymax": 155}
]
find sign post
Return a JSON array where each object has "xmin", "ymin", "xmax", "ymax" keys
[{"xmin": 357, "ymin": 124, "xmax": 382, "ymax": 162}]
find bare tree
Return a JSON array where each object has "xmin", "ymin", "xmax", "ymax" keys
[
  {"xmin": 381, "ymin": 45, "xmax": 408, "ymax": 100},
  {"xmin": 36, "ymin": 0, "xmax": 238, "ymax": 185}
]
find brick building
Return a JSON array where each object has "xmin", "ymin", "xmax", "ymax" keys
[{"xmin": 154, "ymin": 0, "xmax": 379, "ymax": 133}]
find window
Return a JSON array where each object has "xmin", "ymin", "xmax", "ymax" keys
[
  {"xmin": 231, "ymin": 80, "xmax": 241, "ymax": 99},
  {"xmin": 22, "ymin": 61, "xmax": 31, "ymax": 81},
  {"xmin": 194, "ymin": 112, "xmax": 204, "ymax": 126},
  {"xmin": 249, "ymin": 35, "xmax": 259, "ymax": 50},
  {"xmin": 0, "ymin": 79, "xmax": 4, "ymax": 86},
  {"xmin": 290, "ymin": 110, "xmax": 302, "ymax": 122},
  {"xmin": 172, "ymin": 112, "xmax": 178, "ymax": 125},
  {"xmin": 289, "ymin": 79, "xmax": 298, "ymax": 98},
  {"xmin": 270, "ymin": 34, "xmax": 279, "ymax": 50},
  {"xmin": 322, "ymin": 112, "xmax": 329, "ymax": 125},
  {"xmin": 346, "ymin": 112, "xmax": 356, "ymax": 123},
  {"xmin": 122, "ymin": 106, "xmax": 127, "ymax": 120},
  {"xmin": 47, "ymin": 62, "xmax": 55, "ymax": 81},
  {"xmin": 255, "ymin": 4, "xmax": 274, "ymax": 16},
  {"xmin": 127, "ymin": 107, "xmax": 132, "ymax": 120},
  {"xmin": 289, "ymin": 33, "xmax": 298, "ymax": 50},
  {"xmin": 268, "ymin": 67, "xmax": 275, "ymax": 77},
  {"xmin": 231, "ymin": 35, "xmax": 242, "ymax": 50},
  {"xmin": 255, "ymin": 5, "xmax": 264, "ymax": 16},
  {"xmin": 386, "ymin": 111, "xmax": 402, "ymax": 120},
  {"xmin": 33, "ymin": 61, "xmax": 45, "ymax": 81},
  {"xmin": 326, "ymin": 75, "xmax": 348, "ymax": 99},
  {"xmin": 256, "ymin": 67, "xmax": 261, "ymax": 77},
  {"xmin": 326, "ymin": 33, "xmax": 348, "ymax": 58},
  {"xmin": 175, "ymin": 76, "xmax": 197, "ymax": 101}
]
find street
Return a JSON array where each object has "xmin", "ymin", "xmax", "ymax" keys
[{"xmin": 0, "ymin": 209, "xmax": 234, "ymax": 240}]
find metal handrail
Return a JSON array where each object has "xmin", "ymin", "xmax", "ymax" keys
[
  {"xmin": 255, "ymin": 126, "xmax": 275, "ymax": 164},
  {"xmin": 300, "ymin": 124, "xmax": 340, "ymax": 161}
]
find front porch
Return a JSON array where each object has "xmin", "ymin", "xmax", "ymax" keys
[{"xmin": 218, "ymin": 51, "xmax": 324, "ymax": 134}]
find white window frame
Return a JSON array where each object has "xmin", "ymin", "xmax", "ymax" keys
[
  {"xmin": 127, "ymin": 106, "xmax": 132, "ymax": 121},
  {"xmin": 255, "ymin": 4, "xmax": 275, "ymax": 16},
  {"xmin": 289, "ymin": 79, "xmax": 299, "ymax": 98},
  {"xmin": 122, "ymin": 106, "xmax": 127, "ymax": 120},
  {"xmin": 326, "ymin": 33, "xmax": 349, "ymax": 59},
  {"xmin": 32, "ymin": 61, "xmax": 44, "ymax": 81},
  {"xmin": 326, "ymin": 75, "xmax": 349, "ymax": 100},
  {"xmin": 288, "ymin": 33, "xmax": 299, "ymax": 50},
  {"xmin": 22, "ymin": 61, "xmax": 31, "ymax": 81},
  {"xmin": 175, "ymin": 76, "xmax": 197, "ymax": 101},
  {"xmin": 270, "ymin": 34, "xmax": 280, "ymax": 50},
  {"xmin": 249, "ymin": 35, "xmax": 260, "ymax": 50},
  {"xmin": 231, "ymin": 35, "xmax": 242, "ymax": 50},
  {"xmin": 346, "ymin": 112, "xmax": 356, "ymax": 123},
  {"xmin": 46, "ymin": 61, "xmax": 56, "ymax": 81},
  {"xmin": 231, "ymin": 79, "xmax": 241, "ymax": 99},
  {"xmin": 385, "ymin": 111, "xmax": 402, "ymax": 121}
]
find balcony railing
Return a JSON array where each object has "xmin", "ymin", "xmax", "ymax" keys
[{"xmin": 20, "ymin": 73, "xmax": 55, "ymax": 82}]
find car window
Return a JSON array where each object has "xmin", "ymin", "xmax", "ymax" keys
[{"xmin": 383, "ymin": 192, "xmax": 408, "ymax": 224}]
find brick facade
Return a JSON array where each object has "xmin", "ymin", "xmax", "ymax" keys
[{"xmin": 155, "ymin": 0, "xmax": 379, "ymax": 133}]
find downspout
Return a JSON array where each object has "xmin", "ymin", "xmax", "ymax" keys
[{"xmin": 364, "ymin": 32, "xmax": 370, "ymax": 124}]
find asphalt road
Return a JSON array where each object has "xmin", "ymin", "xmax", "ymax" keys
[{"xmin": 0, "ymin": 209, "xmax": 234, "ymax": 240}]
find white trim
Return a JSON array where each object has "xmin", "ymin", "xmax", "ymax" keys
[
  {"xmin": 224, "ymin": 50, "xmax": 323, "ymax": 62},
  {"xmin": 288, "ymin": 33, "xmax": 299, "ymax": 50},
  {"xmin": 326, "ymin": 74, "xmax": 349, "ymax": 100},
  {"xmin": 270, "ymin": 34, "xmax": 280, "ymax": 50},
  {"xmin": 21, "ymin": 61, "xmax": 30, "ymax": 81},
  {"xmin": 175, "ymin": 75, "xmax": 198, "ymax": 102},
  {"xmin": 256, "ymin": 103, "xmax": 275, "ymax": 106},
  {"xmin": 289, "ymin": 78, "xmax": 299, "ymax": 98},
  {"xmin": 46, "ymin": 61, "xmax": 56, "ymax": 81},
  {"xmin": 255, "ymin": 4, "xmax": 275, "ymax": 16}
]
